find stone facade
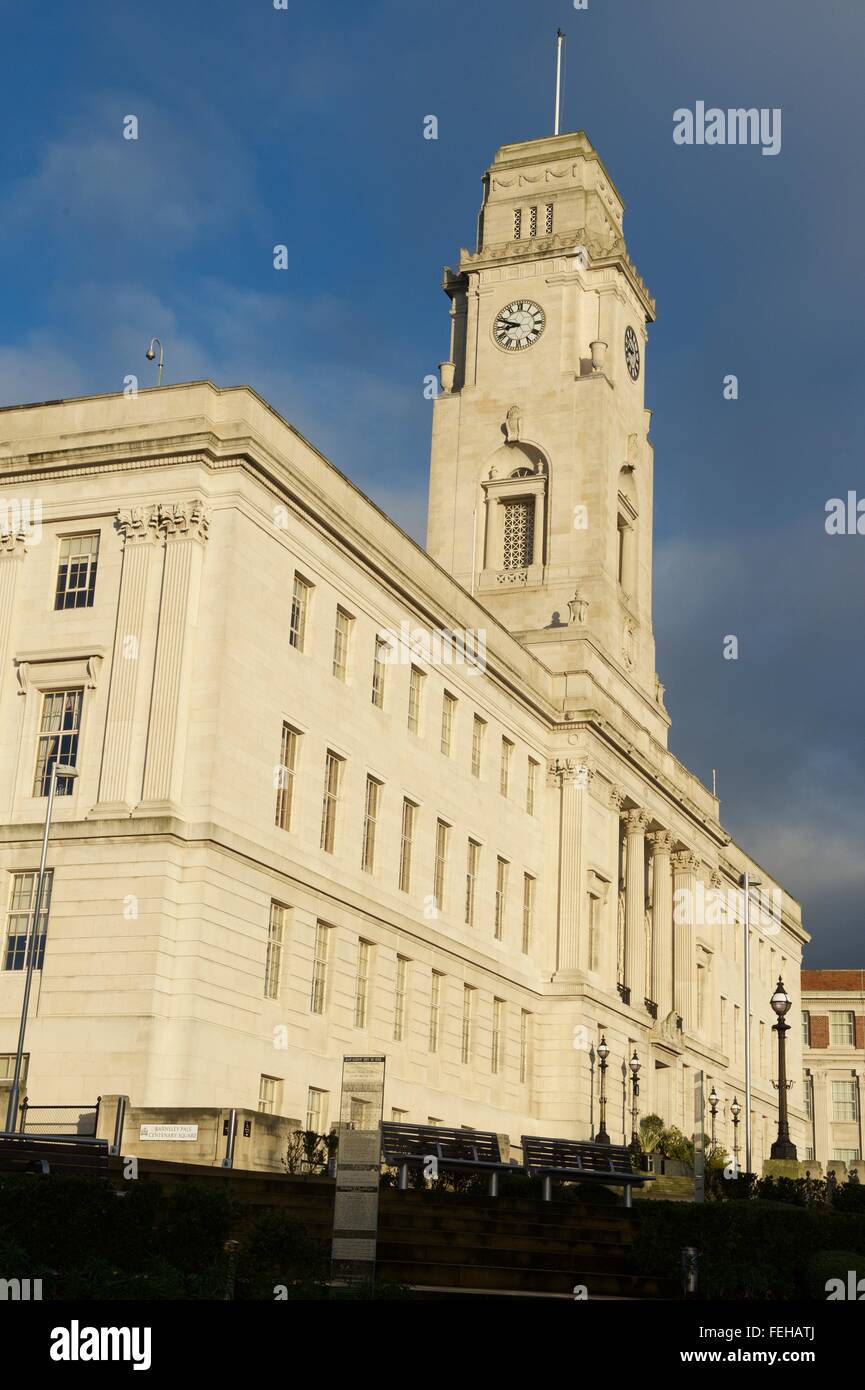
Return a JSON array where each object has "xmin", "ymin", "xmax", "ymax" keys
[
  {"xmin": 0, "ymin": 130, "xmax": 807, "ymax": 1163},
  {"xmin": 801, "ymin": 969, "xmax": 865, "ymax": 1169}
]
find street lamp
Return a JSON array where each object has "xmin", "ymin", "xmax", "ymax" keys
[
  {"xmin": 595, "ymin": 1035, "xmax": 610, "ymax": 1144},
  {"xmin": 708, "ymin": 1085, "xmax": 719, "ymax": 1149},
  {"xmin": 730, "ymin": 1096, "xmax": 741, "ymax": 1167},
  {"xmin": 770, "ymin": 977, "xmax": 798, "ymax": 1160},
  {"xmin": 4, "ymin": 762, "xmax": 78, "ymax": 1133},
  {"xmin": 145, "ymin": 337, "xmax": 164, "ymax": 387},
  {"xmin": 629, "ymin": 1050, "xmax": 641, "ymax": 1157},
  {"xmin": 588, "ymin": 1042, "xmax": 596, "ymax": 1139}
]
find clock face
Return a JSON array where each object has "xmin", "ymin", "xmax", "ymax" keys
[
  {"xmin": 493, "ymin": 300, "xmax": 546, "ymax": 351},
  {"xmin": 624, "ymin": 325, "xmax": 640, "ymax": 380}
]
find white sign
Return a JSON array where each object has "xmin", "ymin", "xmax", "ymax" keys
[{"xmin": 139, "ymin": 1124, "xmax": 199, "ymax": 1142}]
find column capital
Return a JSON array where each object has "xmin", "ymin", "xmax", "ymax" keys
[
  {"xmin": 0, "ymin": 529, "xmax": 28, "ymax": 557},
  {"xmin": 622, "ymin": 807, "xmax": 650, "ymax": 834},
  {"xmin": 672, "ymin": 849, "xmax": 701, "ymax": 874},
  {"xmin": 648, "ymin": 829, "xmax": 675, "ymax": 856},
  {"xmin": 547, "ymin": 756, "xmax": 592, "ymax": 789},
  {"xmin": 156, "ymin": 499, "xmax": 210, "ymax": 542},
  {"xmin": 115, "ymin": 506, "xmax": 160, "ymax": 546},
  {"xmin": 709, "ymin": 868, "xmax": 724, "ymax": 889},
  {"xmin": 609, "ymin": 785, "xmax": 625, "ymax": 810}
]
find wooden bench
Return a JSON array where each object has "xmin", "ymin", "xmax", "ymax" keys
[
  {"xmin": 521, "ymin": 1135, "xmax": 653, "ymax": 1207},
  {"xmin": 0, "ymin": 1134, "xmax": 110, "ymax": 1178},
  {"xmin": 381, "ymin": 1122, "xmax": 513, "ymax": 1197}
]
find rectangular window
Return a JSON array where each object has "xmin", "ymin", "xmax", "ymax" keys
[
  {"xmin": 371, "ymin": 637, "xmax": 388, "ymax": 709},
  {"xmin": 0, "ymin": 1054, "xmax": 29, "ymax": 1085},
  {"xmin": 802, "ymin": 1011, "xmax": 810, "ymax": 1047},
  {"xmin": 587, "ymin": 893, "xmax": 600, "ymax": 972},
  {"xmin": 522, "ymin": 873, "xmax": 535, "ymax": 954},
  {"xmin": 408, "ymin": 666, "xmax": 424, "ymax": 734},
  {"xmin": 830, "ymin": 1011, "xmax": 855, "ymax": 1047},
  {"xmin": 264, "ymin": 900, "xmax": 286, "ymax": 1000},
  {"xmin": 441, "ymin": 692, "xmax": 457, "ymax": 756},
  {"xmin": 33, "ymin": 689, "xmax": 82, "ymax": 796},
  {"xmin": 55, "ymin": 533, "xmax": 99, "ymax": 610},
  {"xmin": 429, "ymin": 971, "xmax": 443, "ymax": 1053},
  {"xmin": 502, "ymin": 500, "xmax": 534, "ymax": 570},
  {"xmin": 319, "ymin": 751, "xmax": 343, "ymax": 853},
  {"xmin": 526, "ymin": 758, "xmax": 539, "ymax": 815},
  {"xmin": 310, "ymin": 923, "xmax": 330, "ymax": 1014},
  {"xmin": 494, "ymin": 857, "xmax": 508, "ymax": 941},
  {"xmin": 258, "ymin": 1075, "xmax": 279, "ymax": 1115},
  {"xmin": 500, "ymin": 737, "xmax": 513, "ymax": 797},
  {"xmin": 834, "ymin": 1148, "xmax": 862, "ymax": 1162},
  {"xmin": 332, "ymin": 607, "xmax": 352, "ymax": 681},
  {"xmin": 760, "ymin": 1019, "xmax": 767, "ymax": 1072},
  {"xmin": 832, "ymin": 1080, "xmax": 858, "ymax": 1122},
  {"xmin": 804, "ymin": 1077, "xmax": 814, "ymax": 1120},
  {"xmin": 275, "ymin": 722, "xmax": 299, "ymax": 831},
  {"xmin": 306, "ymin": 1087, "xmax": 327, "ymax": 1134},
  {"xmin": 391, "ymin": 1108, "xmax": 408, "ymax": 1123},
  {"xmin": 354, "ymin": 940, "xmax": 371, "ymax": 1028},
  {"xmin": 398, "ymin": 798, "xmax": 417, "ymax": 893},
  {"xmin": 289, "ymin": 574, "xmax": 312, "ymax": 651},
  {"xmin": 471, "ymin": 715, "xmax": 486, "ymax": 778},
  {"xmin": 361, "ymin": 775, "xmax": 382, "ymax": 872},
  {"xmin": 434, "ymin": 819, "xmax": 449, "ymax": 913},
  {"xmin": 461, "ymin": 985, "xmax": 474, "ymax": 1064},
  {"xmin": 520, "ymin": 1011, "xmax": 530, "ymax": 1084},
  {"xmin": 465, "ymin": 839, "xmax": 480, "ymax": 926},
  {"xmin": 492, "ymin": 998, "xmax": 504, "ymax": 1075},
  {"xmin": 394, "ymin": 956, "xmax": 409, "ymax": 1042},
  {"xmin": 3, "ymin": 871, "xmax": 54, "ymax": 973},
  {"xmin": 697, "ymin": 965, "xmax": 706, "ymax": 1032}
]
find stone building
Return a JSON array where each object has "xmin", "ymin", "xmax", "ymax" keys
[
  {"xmin": 801, "ymin": 969, "xmax": 864, "ymax": 1169},
  {"xmin": 0, "ymin": 130, "xmax": 808, "ymax": 1162}
]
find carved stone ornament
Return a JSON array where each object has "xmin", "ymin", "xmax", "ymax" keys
[
  {"xmin": 567, "ymin": 590, "xmax": 588, "ymax": 626},
  {"xmin": 0, "ymin": 529, "xmax": 28, "ymax": 556},
  {"xmin": 505, "ymin": 405, "xmax": 523, "ymax": 443},
  {"xmin": 115, "ymin": 506, "xmax": 159, "ymax": 545},
  {"xmin": 156, "ymin": 499, "xmax": 210, "ymax": 541},
  {"xmin": 548, "ymin": 757, "xmax": 593, "ymax": 789}
]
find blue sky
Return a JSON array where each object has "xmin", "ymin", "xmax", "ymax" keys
[{"xmin": 1, "ymin": 0, "xmax": 863, "ymax": 964}]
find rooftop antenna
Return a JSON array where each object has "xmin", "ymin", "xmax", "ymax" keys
[
  {"xmin": 554, "ymin": 29, "xmax": 565, "ymax": 135},
  {"xmin": 145, "ymin": 337, "xmax": 164, "ymax": 387}
]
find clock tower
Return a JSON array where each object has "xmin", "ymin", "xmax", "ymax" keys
[{"xmin": 427, "ymin": 132, "xmax": 667, "ymax": 740}]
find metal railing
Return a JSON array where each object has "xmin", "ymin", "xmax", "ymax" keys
[{"xmin": 18, "ymin": 1098, "xmax": 101, "ymax": 1138}]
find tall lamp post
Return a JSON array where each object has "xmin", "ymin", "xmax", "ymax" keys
[
  {"xmin": 629, "ymin": 1050, "xmax": 641, "ymax": 1157},
  {"xmin": 595, "ymin": 1036, "xmax": 610, "ymax": 1144},
  {"xmin": 708, "ymin": 1085, "xmax": 719, "ymax": 1150},
  {"xmin": 770, "ymin": 977, "xmax": 798, "ymax": 1160},
  {"xmin": 588, "ymin": 1042, "xmax": 595, "ymax": 1140},
  {"xmin": 4, "ymin": 763, "xmax": 78, "ymax": 1133},
  {"xmin": 731, "ymin": 1096, "xmax": 741, "ymax": 1168},
  {"xmin": 145, "ymin": 337, "xmax": 164, "ymax": 387}
]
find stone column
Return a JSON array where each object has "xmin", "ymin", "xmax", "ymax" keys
[
  {"xmin": 623, "ymin": 809, "xmax": 649, "ymax": 1007},
  {"xmin": 138, "ymin": 500, "xmax": 209, "ymax": 813},
  {"xmin": 550, "ymin": 757, "xmax": 592, "ymax": 976},
  {"xmin": 648, "ymin": 830, "xmax": 674, "ymax": 1017},
  {"xmin": 95, "ymin": 507, "xmax": 159, "ymax": 814},
  {"xmin": 672, "ymin": 850, "xmax": 700, "ymax": 1030}
]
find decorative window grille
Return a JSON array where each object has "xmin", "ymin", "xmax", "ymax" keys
[
  {"xmin": 529, "ymin": 206, "xmax": 538, "ymax": 237},
  {"xmin": 545, "ymin": 203, "xmax": 554, "ymax": 235},
  {"xmin": 502, "ymin": 500, "xmax": 534, "ymax": 570},
  {"xmin": 513, "ymin": 208, "xmax": 522, "ymax": 240}
]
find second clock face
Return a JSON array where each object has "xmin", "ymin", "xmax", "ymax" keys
[
  {"xmin": 624, "ymin": 325, "xmax": 641, "ymax": 380},
  {"xmin": 493, "ymin": 300, "xmax": 546, "ymax": 351}
]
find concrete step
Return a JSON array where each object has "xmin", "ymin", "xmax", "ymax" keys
[{"xmin": 377, "ymin": 1257, "xmax": 673, "ymax": 1299}]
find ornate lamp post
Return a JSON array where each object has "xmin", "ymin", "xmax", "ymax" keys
[
  {"xmin": 708, "ymin": 1085, "xmax": 719, "ymax": 1149},
  {"xmin": 770, "ymin": 977, "xmax": 798, "ymax": 1160},
  {"xmin": 595, "ymin": 1036, "xmax": 610, "ymax": 1144},
  {"xmin": 588, "ymin": 1042, "xmax": 596, "ymax": 1139},
  {"xmin": 629, "ymin": 1050, "xmax": 642, "ymax": 1157},
  {"xmin": 730, "ymin": 1096, "xmax": 741, "ymax": 1166}
]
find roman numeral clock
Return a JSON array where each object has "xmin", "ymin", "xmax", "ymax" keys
[{"xmin": 493, "ymin": 299, "xmax": 546, "ymax": 351}]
